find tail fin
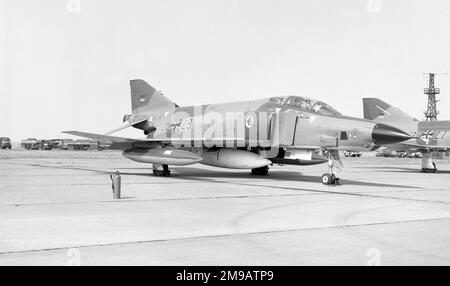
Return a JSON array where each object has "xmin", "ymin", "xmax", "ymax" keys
[
  {"xmin": 363, "ymin": 98, "xmax": 418, "ymax": 124},
  {"xmin": 130, "ymin": 79, "xmax": 177, "ymax": 114}
]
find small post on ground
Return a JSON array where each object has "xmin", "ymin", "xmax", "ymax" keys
[{"xmin": 110, "ymin": 171, "xmax": 121, "ymax": 199}]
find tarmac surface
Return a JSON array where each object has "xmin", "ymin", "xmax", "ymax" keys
[{"xmin": 1, "ymin": 150, "xmax": 450, "ymax": 265}]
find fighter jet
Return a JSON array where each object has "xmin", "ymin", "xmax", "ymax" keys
[
  {"xmin": 64, "ymin": 80, "xmax": 410, "ymax": 185},
  {"xmin": 363, "ymin": 98, "xmax": 450, "ymax": 173}
]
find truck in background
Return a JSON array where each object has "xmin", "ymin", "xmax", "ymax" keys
[
  {"xmin": 21, "ymin": 138, "xmax": 40, "ymax": 150},
  {"xmin": 0, "ymin": 137, "xmax": 12, "ymax": 149},
  {"xmin": 20, "ymin": 138, "xmax": 108, "ymax": 151}
]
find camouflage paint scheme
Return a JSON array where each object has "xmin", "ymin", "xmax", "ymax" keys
[
  {"xmin": 123, "ymin": 80, "xmax": 401, "ymax": 152},
  {"xmin": 63, "ymin": 80, "xmax": 411, "ymax": 183}
]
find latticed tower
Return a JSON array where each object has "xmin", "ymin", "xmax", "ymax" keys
[{"xmin": 423, "ymin": 73, "xmax": 440, "ymax": 121}]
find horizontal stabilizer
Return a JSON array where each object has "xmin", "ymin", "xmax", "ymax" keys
[
  {"xmin": 63, "ymin": 131, "xmax": 142, "ymax": 144},
  {"xmin": 104, "ymin": 118, "xmax": 148, "ymax": 135}
]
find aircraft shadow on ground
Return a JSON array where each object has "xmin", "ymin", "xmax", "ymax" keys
[
  {"xmin": 358, "ymin": 166, "xmax": 450, "ymax": 174},
  {"xmin": 33, "ymin": 164, "xmax": 419, "ymax": 189},
  {"xmin": 115, "ymin": 167, "xmax": 418, "ymax": 189}
]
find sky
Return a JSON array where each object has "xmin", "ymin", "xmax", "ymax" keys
[{"xmin": 1, "ymin": 0, "xmax": 450, "ymax": 141}]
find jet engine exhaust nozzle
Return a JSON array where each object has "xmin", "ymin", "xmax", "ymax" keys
[{"xmin": 371, "ymin": 123, "xmax": 411, "ymax": 145}]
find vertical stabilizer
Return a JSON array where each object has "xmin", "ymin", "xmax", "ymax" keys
[{"xmin": 130, "ymin": 79, "xmax": 177, "ymax": 114}]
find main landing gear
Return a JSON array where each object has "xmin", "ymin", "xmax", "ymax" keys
[
  {"xmin": 321, "ymin": 152, "xmax": 341, "ymax": 186},
  {"xmin": 251, "ymin": 165, "xmax": 269, "ymax": 176},
  {"xmin": 421, "ymin": 152, "xmax": 438, "ymax": 173},
  {"xmin": 152, "ymin": 164, "xmax": 171, "ymax": 176}
]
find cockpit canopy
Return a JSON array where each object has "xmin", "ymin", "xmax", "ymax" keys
[{"xmin": 269, "ymin": 96, "xmax": 342, "ymax": 116}]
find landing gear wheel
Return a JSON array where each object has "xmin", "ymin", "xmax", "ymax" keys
[
  {"xmin": 321, "ymin": 173, "xmax": 340, "ymax": 185},
  {"xmin": 251, "ymin": 166, "xmax": 269, "ymax": 176},
  {"xmin": 321, "ymin": 173, "xmax": 333, "ymax": 185},
  {"xmin": 152, "ymin": 164, "xmax": 171, "ymax": 177}
]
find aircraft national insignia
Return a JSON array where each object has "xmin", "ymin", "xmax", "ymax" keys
[{"xmin": 245, "ymin": 115, "xmax": 254, "ymax": 128}]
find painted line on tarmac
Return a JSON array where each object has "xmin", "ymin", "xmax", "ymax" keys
[
  {"xmin": 1, "ymin": 216, "xmax": 449, "ymax": 256},
  {"xmin": 0, "ymin": 192, "xmax": 324, "ymax": 207},
  {"xmin": 175, "ymin": 176, "xmax": 450, "ymax": 206},
  {"xmin": 2, "ymin": 163, "xmax": 447, "ymax": 207}
]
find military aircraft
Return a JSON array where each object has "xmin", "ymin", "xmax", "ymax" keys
[
  {"xmin": 363, "ymin": 98, "xmax": 450, "ymax": 173},
  {"xmin": 64, "ymin": 80, "xmax": 411, "ymax": 185}
]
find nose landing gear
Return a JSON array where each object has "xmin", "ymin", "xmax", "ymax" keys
[
  {"xmin": 321, "ymin": 173, "xmax": 340, "ymax": 185},
  {"xmin": 322, "ymin": 151, "xmax": 341, "ymax": 185}
]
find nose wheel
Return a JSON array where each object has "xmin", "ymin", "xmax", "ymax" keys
[{"xmin": 321, "ymin": 173, "xmax": 340, "ymax": 185}]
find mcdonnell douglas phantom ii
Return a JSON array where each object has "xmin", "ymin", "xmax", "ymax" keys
[
  {"xmin": 64, "ymin": 80, "xmax": 411, "ymax": 185},
  {"xmin": 364, "ymin": 98, "xmax": 450, "ymax": 173}
]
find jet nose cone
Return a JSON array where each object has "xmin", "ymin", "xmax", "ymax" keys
[{"xmin": 372, "ymin": 123, "xmax": 411, "ymax": 145}]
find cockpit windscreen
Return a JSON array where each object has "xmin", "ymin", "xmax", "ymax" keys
[{"xmin": 269, "ymin": 96, "xmax": 341, "ymax": 116}]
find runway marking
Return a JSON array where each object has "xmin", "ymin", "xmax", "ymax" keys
[
  {"xmin": 3, "ymin": 162, "xmax": 449, "ymax": 207},
  {"xmin": 0, "ymin": 192, "xmax": 325, "ymax": 207},
  {"xmin": 4, "ymin": 163, "xmax": 450, "ymax": 205},
  {"xmin": 0, "ymin": 181, "xmax": 202, "ymax": 188},
  {"xmin": 1, "ymin": 216, "xmax": 449, "ymax": 256},
  {"xmin": 176, "ymin": 177, "xmax": 450, "ymax": 206},
  {"xmin": 331, "ymin": 204, "xmax": 450, "ymax": 262}
]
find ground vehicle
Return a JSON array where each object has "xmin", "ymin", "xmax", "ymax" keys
[
  {"xmin": 376, "ymin": 150, "xmax": 397, "ymax": 157},
  {"xmin": 97, "ymin": 142, "xmax": 109, "ymax": 151},
  {"xmin": 344, "ymin": 151, "xmax": 362, "ymax": 157},
  {"xmin": 21, "ymin": 138, "xmax": 40, "ymax": 150},
  {"xmin": 67, "ymin": 139, "xmax": 107, "ymax": 151},
  {"xmin": 0, "ymin": 137, "xmax": 12, "ymax": 149},
  {"xmin": 40, "ymin": 140, "xmax": 55, "ymax": 150},
  {"xmin": 407, "ymin": 152, "xmax": 423, "ymax": 159},
  {"xmin": 50, "ymin": 139, "xmax": 74, "ymax": 150}
]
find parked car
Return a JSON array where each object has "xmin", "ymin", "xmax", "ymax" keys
[
  {"xmin": 407, "ymin": 152, "xmax": 422, "ymax": 159},
  {"xmin": 344, "ymin": 151, "xmax": 362, "ymax": 157},
  {"xmin": 0, "ymin": 137, "xmax": 12, "ymax": 149}
]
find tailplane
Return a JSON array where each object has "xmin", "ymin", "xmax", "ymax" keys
[{"xmin": 130, "ymin": 79, "xmax": 178, "ymax": 114}]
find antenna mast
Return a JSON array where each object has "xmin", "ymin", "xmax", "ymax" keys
[{"xmin": 423, "ymin": 73, "xmax": 446, "ymax": 121}]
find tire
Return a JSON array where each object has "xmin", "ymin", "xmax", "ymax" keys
[
  {"xmin": 153, "ymin": 170, "xmax": 165, "ymax": 176},
  {"xmin": 422, "ymin": 168, "xmax": 438, "ymax": 174},
  {"xmin": 153, "ymin": 165, "xmax": 171, "ymax": 176},
  {"xmin": 251, "ymin": 166, "xmax": 269, "ymax": 176},
  {"xmin": 153, "ymin": 169, "xmax": 171, "ymax": 177},
  {"xmin": 322, "ymin": 173, "xmax": 333, "ymax": 185}
]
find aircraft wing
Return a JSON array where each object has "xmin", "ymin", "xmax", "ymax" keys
[
  {"xmin": 63, "ymin": 131, "xmax": 156, "ymax": 150},
  {"xmin": 63, "ymin": 131, "xmax": 260, "ymax": 149}
]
